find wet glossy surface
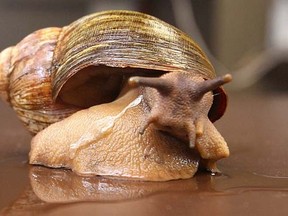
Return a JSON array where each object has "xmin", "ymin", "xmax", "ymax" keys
[{"xmin": 1, "ymin": 92, "xmax": 288, "ymax": 215}]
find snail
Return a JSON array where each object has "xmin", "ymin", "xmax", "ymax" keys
[{"xmin": 0, "ymin": 10, "xmax": 231, "ymax": 181}]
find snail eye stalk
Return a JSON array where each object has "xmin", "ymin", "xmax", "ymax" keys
[
  {"xmin": 192, "ymin": 74, "xmax": 232, "ymax": 100},
  {"xmin": 129, "ymin": 76, "xmax": 172, "ymax": 94}
]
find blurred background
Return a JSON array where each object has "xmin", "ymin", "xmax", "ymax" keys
[
  {"xmin": 0, "ymin": 0, "xmax": 288, "ymax": 157},
  {"xmin": 0, "ymin": 0, "xmax": 287, "ymax": 92},
  {"xmin": 1, "ymin": 2, "xmax": 288, "ymax": 213}
]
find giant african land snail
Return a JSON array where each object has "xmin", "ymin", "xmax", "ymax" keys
[{"xmin": 0, "ymin": 10, "xmax": 231, "ymax": 181}]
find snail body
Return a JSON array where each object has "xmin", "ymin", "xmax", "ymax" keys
[{"xmin": 0, "ymin": 10, "xmax": 231, "ymax": 181}]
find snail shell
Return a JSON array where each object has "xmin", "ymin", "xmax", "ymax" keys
[
  {"xmin": 0, "ymin": 10, "xmax": 226, "ymax": 134},
  {"xmin": 0, "ymin": 28, "xmax": 79, "ymax": 133}
]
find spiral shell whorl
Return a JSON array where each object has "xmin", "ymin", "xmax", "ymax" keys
[
  {"xmin": 0, "ymin": 47, "xmax": 13, "ymax": 102},
  {"xmin": 1, "ymin": 28, "xmax": 80, "ymax": 134}
]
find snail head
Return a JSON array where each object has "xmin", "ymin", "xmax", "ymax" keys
[{"xmin": 129, "ymin": 72, "xmax": 232, "ymax": 148}]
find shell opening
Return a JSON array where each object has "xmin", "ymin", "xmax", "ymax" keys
[
  {"xmin": 208, "ymin": 87, "xmax": 228, "ymax": 122},
  {"xmin": 57, "ymin": 65, "xmax": 165, "ymax": 108}
]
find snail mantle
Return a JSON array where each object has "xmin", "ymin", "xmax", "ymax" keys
[{"xmin": 0, "ymin": 10, "xmax": 232, "ymax": 181}]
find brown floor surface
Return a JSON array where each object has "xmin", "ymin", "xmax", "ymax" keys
[{"xmin": 1, "ymin": 91, "xmax": 288, "ymax": 215}]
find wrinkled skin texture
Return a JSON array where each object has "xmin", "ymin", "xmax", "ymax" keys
[
  {"xmin": 30, "ymin": 73, "xmax": 229, "ymax": 181},
  {"xmin": 30, "ymin": 87, "xmax": 199, "ymax": 181}
]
